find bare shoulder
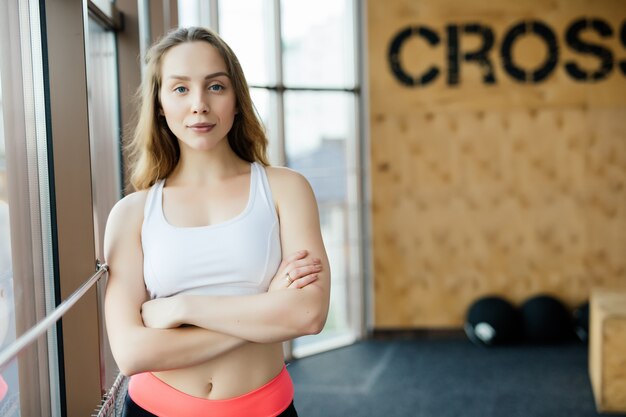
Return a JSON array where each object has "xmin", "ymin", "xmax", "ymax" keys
[
  {"xmin": 264, "ymin": 166, "xmax": 319, "ymax": 223},
  {"xmin": 105, "ymin": 189, "xmax": 150, "ymax": 241},
  {"xmin": 264, "ymin": 166, "xmax": 313, "ymax": 200},
  {"xmin": 108, "ymin": 189, "xmax": 149, "ymax": 223}
]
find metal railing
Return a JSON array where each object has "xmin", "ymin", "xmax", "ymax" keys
[
  {"xmin": 0, "ymin": 262, "xmax": 109, "ymax": 370},
  {"xmin": 92, "ymin": 371, "xmax": 127, "ymax": 417}
]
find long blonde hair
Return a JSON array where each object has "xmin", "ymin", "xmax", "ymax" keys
[{"xmin": 127, "ymin": 27, "xmax": 269, "ymax": 190}]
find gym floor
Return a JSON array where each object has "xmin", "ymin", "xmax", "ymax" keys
[{"xmin": 288, "ymin": 336, "xmax": 625, "ymax": 417}]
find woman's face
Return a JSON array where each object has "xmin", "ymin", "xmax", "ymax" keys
[{"xmin": 159, "ymin": 41, "xmax": 237, "ymax": 154}]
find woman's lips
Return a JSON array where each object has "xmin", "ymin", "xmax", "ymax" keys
[{"xmin": 188, "ymin": 123, "xmax": 215, "ymax": 133}]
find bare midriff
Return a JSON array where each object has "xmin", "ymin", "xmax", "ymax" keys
[{"xmin": 151, "ymin": 342, "xmax": 285, "ymax": 400}]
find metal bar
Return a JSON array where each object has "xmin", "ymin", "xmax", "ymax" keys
[
  {"xmin": 209, "ymin": 0, "xmax": 219, "ymax": 33},
  {"xmin": 88, "ymin": 0, "xmax": 123, "ymax": 31},
  {"xmin": 354, "ymin": 0, "xmax": 368, "ymax": 339},
  {"xmin": 357, "ymin": 0, "xmax": 374, "ymax": 335},
  {"xmin": 248, "ymin": 84, "xmax": 361, "ymax": 94},
  {"xmin": 163, "ymin": 0, "xmax": 170, "ymax": 33},
  {"xmin": 0, "ymin": 264, "xmax": 109, "ymax": 370},
  {"xmin": 91, "ymin": 371, "xmax": 127, "ymax": 417},
  {"xmin": 138, "ymin": 0, "xmax": 151, "ymax": 77},
  {"xmin": 272, "ymin": 0, "xmax": 286, "ymax": 167}
]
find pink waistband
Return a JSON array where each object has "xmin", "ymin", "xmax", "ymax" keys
[{"xmin": 128, "ymin": 366, "xmax": 294, "ymax": 417}]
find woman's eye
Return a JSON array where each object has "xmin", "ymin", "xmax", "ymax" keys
[
  {"xmin": 174, "ymin": 86, "xmax": 187, "ymax": 93},
  {"xmin": 209, "ymin": 84, "xmax": 224, "ymax": 92}
]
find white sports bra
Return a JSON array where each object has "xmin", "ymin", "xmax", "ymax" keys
[{"xmin": 141, "ymin": 162, "xmax": 282, "ymax": 298}]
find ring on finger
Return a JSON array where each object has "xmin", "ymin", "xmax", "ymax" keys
[{"xmin": 285, "ymin": 271, "xmax": 293, "ymax": 284}]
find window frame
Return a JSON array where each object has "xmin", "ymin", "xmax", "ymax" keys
[{"xmin": 210, "ymin": 0, "xmax": 368, "ymax": 358}]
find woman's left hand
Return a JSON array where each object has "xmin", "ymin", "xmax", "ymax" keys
[
  {"xmin": 141, "ymin": 296, "xmax": 183, "ymax": 329},
  {"xmin": 268, "ymin": 250, "xmax": 322, "ymax": 292}
]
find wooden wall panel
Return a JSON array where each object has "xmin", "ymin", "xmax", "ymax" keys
[{"xmin": 368, "ymin": 0, "xmax": 626, "ymax": 328}]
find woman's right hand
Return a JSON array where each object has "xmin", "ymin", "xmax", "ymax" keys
[{"xmin": 268, "ymin": 249, "xmax": 322, "ymax": 292}]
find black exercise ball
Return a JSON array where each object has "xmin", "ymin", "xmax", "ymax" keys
[
  {"xmin": 572, "ymin": 302, "xmax": 589, "ymax": 342},
  {"xmin": 464, "ymin": 296, "xmax": 522, "ymax": 346},
  {"xmin": 520, "ymin": 295, "xmax": 574, "ymax": 344}
]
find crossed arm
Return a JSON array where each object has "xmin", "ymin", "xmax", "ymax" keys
[
  {"xmin": 140, "ymin": 170, "xmax": 330, "ymax": 342},
  {"xmin": 104, "ymin": 169, "xmax": 330, "ymax": 376}
]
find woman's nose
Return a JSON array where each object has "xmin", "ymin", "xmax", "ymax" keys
[{"xmin": 192, "ymin": 93, "xmax": 210, "ymax": 114}]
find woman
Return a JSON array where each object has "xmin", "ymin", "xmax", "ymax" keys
[{"xmin": 104, "ymin": 26, "xmax": 330, "ymax": 417}]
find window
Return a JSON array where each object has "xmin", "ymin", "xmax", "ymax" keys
[
  {"xmin": 0, "ymin": 54, "xmax": 21, "ymax": 417},
  {"xmin": 85, "ymin": 15, "xmax": 123, "ymax": 391},
  {"xmin": 179, "ymin": 0, "xmax": 364, "ymax": 357},
  {"xmin": 0, "ymin": 1, "xmax": 61, "ymax": 415}
]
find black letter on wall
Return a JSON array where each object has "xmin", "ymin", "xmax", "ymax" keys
[
  {"xmin": 388, "ymin": 26, "xmax": 440, "ymax": 87},
  {"xmin": 565, "ymin": 18, "xmax": 614, "ymax": 82},
  {"xmin": 447, "ymin": 23, "xmax": 496, "ymax": 85},
  {"xmin": 501, "ymin": 20, "xmax": 559, "ymax": 83},
  {"xmin": 619, "ymin": 20, "xmax": 626, "ymax": 75}
]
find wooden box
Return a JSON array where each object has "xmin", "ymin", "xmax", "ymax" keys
[{"xmin": 589, "ymin": 289, "xmax": 626, "ymax": 413}]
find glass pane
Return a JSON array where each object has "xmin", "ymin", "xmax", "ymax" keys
[
  {"xmin": 178, "ymin": 0, "xmax": 211, "ymax": 28},
  {"xmin": 250, "ymin": 88, "xmax": 281, "ymax": 165},
  {"xmin": 0, "ymin": 0, "xmax": 58, "ymax": 413},
  {"xmin": 284, "ymin": 91, "xmax": 356, "ymax": 355},
  {"xmin": 219, "ymin": 0, "xmax": 276, "ymax": 86},
  {"xmin": 85, "ymin": 17, "xmax": 122, "ymax": 391},
  {"xmin": 0, "ymin": 76, "xmax": 19, "ymax": 416},
  {"xmin": 281, "ymin": 0, "xmax": 355, "ymax": 88},
  {"xmin": 86, "ymin": 18, "xmax": 122, "ymax": 258}
]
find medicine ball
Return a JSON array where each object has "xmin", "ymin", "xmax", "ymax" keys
[
  {"xmin": 520, "ymin": 295, "xmax": 574, "ymax": 344},
  {"xmin": 572, "ymin": 302, "xmax": 589, "ymax": 342},
  {"xmin": 464, "ymin": 296, "xmax": 522, "ymax": 346}
]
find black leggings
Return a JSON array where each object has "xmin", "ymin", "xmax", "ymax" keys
[{"xmin": 121, "ymin": 393, "xmax": 299, "ymax": 417}]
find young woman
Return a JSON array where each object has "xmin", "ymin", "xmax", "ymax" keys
[{"xmin": 103, "ymin": 26, "xmax": 330, "ymax": 417}]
